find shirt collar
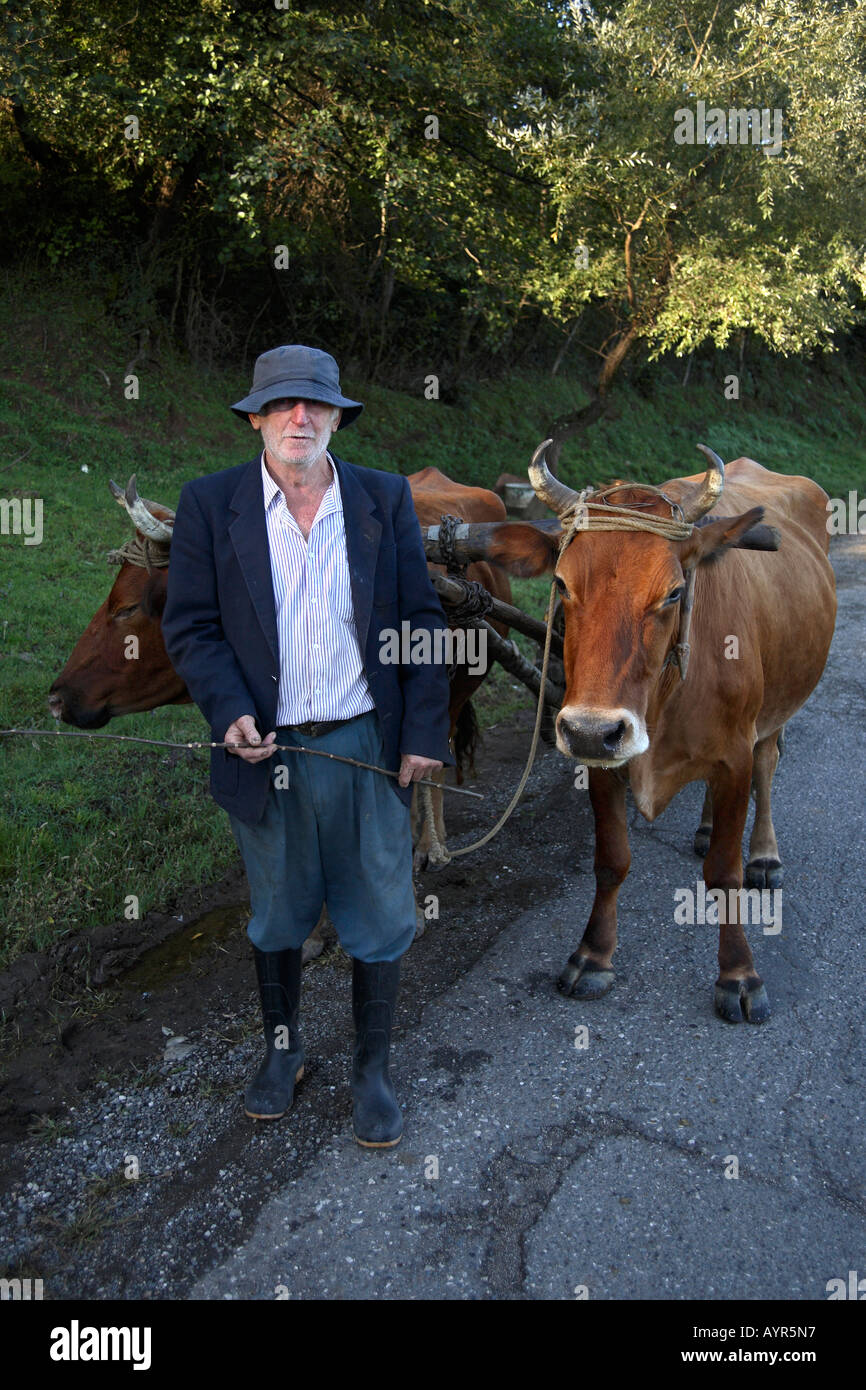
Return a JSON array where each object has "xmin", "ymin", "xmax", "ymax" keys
[{"xmin": 261, "ymin": 450, "xmax": 342, "ymax": 519}]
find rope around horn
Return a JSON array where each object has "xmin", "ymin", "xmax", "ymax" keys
[
  {"xmin": 106, "ymin": 535, "xmax": 171, "ymax": 573},
  {"xmin": 557, "ymin": 485, "xmax": 694, "ymax": 548},
  {"xmin": 557, "ymin": 485, "xmax": 697, "ymax": 679}
]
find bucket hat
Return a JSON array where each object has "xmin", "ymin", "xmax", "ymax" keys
[{"xmin": 230, "ymin": 345, "xmax": 364, "ymax": 428}]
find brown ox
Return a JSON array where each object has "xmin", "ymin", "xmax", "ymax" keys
[
  {"xmin": 47, "ymin": 470, "xmax": 510, "ymax": 865},
  {"xmin": 487, "ymin": 442, "xmax": 836, "ymax": 1023},
  {"xmin": 47, "ymin": 481, "xmax": 187, "ymax": 727}
]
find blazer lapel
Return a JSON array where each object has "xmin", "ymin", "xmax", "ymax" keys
[
  {"xmin": 331, "ymin": 453, "xmax": 381, "ymax": 654},
  {"xmin": 228, "ymin": 457, "xmax": 279, "ymax": 663}
]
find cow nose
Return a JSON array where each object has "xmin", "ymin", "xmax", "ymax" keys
[
  {"xmin": 558, "ymin": 717, "xmax": 625, "ymax": 759},
  {"xmin": 47, "ymin": 692, "xmax": 64, "ymax": 718},
  {"xmin": 556, "ymin": 706, "xmax": 647, "ymax": 763},
  {"xmin": 601, "ymin": 720, "xmax": 626, "ymax": 751}
]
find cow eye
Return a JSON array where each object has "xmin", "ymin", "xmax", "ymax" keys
[
  {"xmin": 554, "ymin": 574, "xmax": 568, "ymax": 597},
  {"xmin": 112, "ymin": 605, "xmax": 139, "ymax": 620},
  {"xmin": 664, "ymin": 586, "xmax": 684, "ymax": 607}
]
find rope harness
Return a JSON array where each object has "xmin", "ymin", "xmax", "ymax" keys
[
  {"xmin": 435, "ymin": 513, "xmax": 468, "ymax": 575},
  {"xmin": 106, "ymin": 535, "xmax": 171, "ymax": 573},
  {"xmin": 556, "ymin": 483, "xmax": 697, "ymax": 681},
  {"xmin": 419, "ymin": 482, "xmax": 699, "ymax": 864},
  {"xmin": 430, "ymin": 514, "xmax": 496, "ymax": 682}
]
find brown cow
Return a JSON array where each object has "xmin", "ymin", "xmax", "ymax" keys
[
  {"xmin": 47, "ymin": 481, "xmax": 188, "ymax": 727},
  {"xmin": 487, "ymin": 441, "xmax": 836, "ymax": 1023},
  {"xmin": 48, "ymin": 470, "xmax": 510, "ymax": 867}
]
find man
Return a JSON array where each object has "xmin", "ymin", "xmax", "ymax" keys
[{"xmin": 161, "ymin": 345, "xmax": 453, "ymax": 1148}]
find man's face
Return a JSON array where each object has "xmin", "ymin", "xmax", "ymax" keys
[{"xmin": 249, "ymin": 397, "xmax": 342, "ymax": 472}]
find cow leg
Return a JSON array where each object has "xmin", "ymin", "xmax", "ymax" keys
[
  {"xmin": 693, "ymin": 784, "xmax": 713, "ymax": 857},
  {"xmin": 559, "ymin": 769, "xmax": 630, "ymax": 999},
  {"xmin": 411, "ymin": 775, "xmax": 449, "ymax": 871},
  {"xmin": 302, "ymin": 903, "xmax": 336, "ymax": 962},
  {"xmin": 745, "ymin": 730, "xmax": 784, "ymax": 889},
  {"xmin": 410, "ymin": 784, "xmax": 433, "ymax": 871},
  {"xmin": 706, "ymin": 754, "xmax": 771, "ymax": 1024},
  {"xmin": 431, "ymin": 774, "xmax": 447, "ymax": 857}
]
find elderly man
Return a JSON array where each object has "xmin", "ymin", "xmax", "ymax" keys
[{"xmin": 161, "ymin": 345, "xmax": 453, "ymax": 1147}]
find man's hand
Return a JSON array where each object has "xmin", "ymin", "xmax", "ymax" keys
[
  {"xmin": 224, "ymin": 714, "xmax": 277, "ymax": 763},
  {"xmin": 398, "ymin": 753, "xmax": 444, "ymax": 788}
]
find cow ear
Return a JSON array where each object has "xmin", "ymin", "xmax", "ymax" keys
[
  {"xmin": 141, "ymin": 573, "xmax": 168, "ymax": 619},
  {"xmin": 677, "ymin": 506, "xmax": 765, "ymax": 568},
  {"xmin": 486, "ymin": 523, "xmax": 560, "ymax": 578}
]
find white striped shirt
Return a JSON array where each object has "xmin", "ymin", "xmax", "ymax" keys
[{"xmin": 261, "ymin": 451, "xmax": 376, "ymax": 725}]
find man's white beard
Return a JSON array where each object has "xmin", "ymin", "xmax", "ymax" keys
[{"xmin": 260, "ymin": 416, "xmax": 337, "ymax": 472}]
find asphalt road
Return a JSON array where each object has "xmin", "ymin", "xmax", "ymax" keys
[{"xmin": 192, "ymin": 534, "xmax": 866, "ymax": 1301}]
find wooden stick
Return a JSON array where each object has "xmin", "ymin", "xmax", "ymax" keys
[
  {"xmin": 423, "ymin": 516, "xmax": 780, "ymax": 561},
  {"xmin": 0, "ymin": 728, "xmax": 483, "ymax": 797},
  {"xmin": 428, "ymin": 570, "xmax": 563, "ymax": 656},
  {"xmin": 479, "ymin": 622, "xmax": 564, "ymax": 707}
]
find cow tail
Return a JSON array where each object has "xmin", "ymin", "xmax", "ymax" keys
[{"xmin": 453, "ymin": 700, "xmax": 480, "ymax": 787}]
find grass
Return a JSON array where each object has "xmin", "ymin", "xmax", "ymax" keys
[
  {"xmin": 42, "ymin": 1172, "xmax": 135, "ymax": 1248},
  {"xmin": 1, "ymin": 266, "xmax": 864, "ymax": 965}
]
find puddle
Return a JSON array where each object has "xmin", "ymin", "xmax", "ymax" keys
[{"xmin": 119, "ymin": 903, "xmax": 249, "ymax": 992}]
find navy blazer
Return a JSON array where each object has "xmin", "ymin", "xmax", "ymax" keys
[{"xmin": 161, "ymin": 451, "xmax": 454, "ymax": 826}]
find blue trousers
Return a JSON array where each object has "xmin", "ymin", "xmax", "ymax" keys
[{"xmin": 228, "ymin": 711, "xmax": 416, "ymax": 962}]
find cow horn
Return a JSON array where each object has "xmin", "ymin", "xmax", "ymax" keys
[
  {"xmin": 109, "ymin": 475, "xmax": 175, "ymax": 542},
  {"xmin": 682, "ymin": 445, "xmax": 725, "ymax": 522},
  {"xmin": 528, "ymin": 439, "xmax": 582, "ymax": 517}
]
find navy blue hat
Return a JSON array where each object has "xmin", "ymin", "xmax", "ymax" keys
[{"xmin": 230, "ymin": 345, "xmax": 364, "ymax": 428}]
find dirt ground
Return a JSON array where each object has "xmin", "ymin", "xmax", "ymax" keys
[{"xmin": 0, "ymin": 707, "xmax": 587, "ymax": 1297}]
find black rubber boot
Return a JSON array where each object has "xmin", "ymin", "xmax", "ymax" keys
[
  {"xmin": 244, "ymin": 947, "xmax": 305, "ymax": 1120},
  {"xmin": 351, "ymin": 957, "xmax": 403, "ymax": 1148}
]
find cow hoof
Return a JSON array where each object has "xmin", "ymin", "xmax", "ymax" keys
[
  {"xmin": 413, "ymin": 904, "xmax": 426, "ymax": 941},
  {"xmin": 413, "ymin": 847, "xmax": 450, "ymax": 873},
  {"xmin": 745, "ymin": 857, "xmax": 783, "ymax": 889},
  {"xmin": 558, "ymin": 957, "xmax": 615, "ymax": 999},
  {"xmin": 714, "ymin": 976, "xmax": 771, "ymax": 1024},
  {"xmin": 693, "ymin": 825, "xmax": 712, "ymax": 857}
]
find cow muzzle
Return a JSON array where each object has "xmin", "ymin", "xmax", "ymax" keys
[
  {"xmin": 46, "ymin": 686, "xmax": 112, "ymax": 728},
  {"xmin": 556, "ymin": 705, "xmax": 649, "ymax": 766}
]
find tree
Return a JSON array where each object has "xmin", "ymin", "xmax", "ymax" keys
[
  {"xmin": 495, "ymin": 0, "xmax": 866, "ymax": 465},
  {"xmin": 0, "ymin": 0, "xmax": 565, "ymax": 376}
]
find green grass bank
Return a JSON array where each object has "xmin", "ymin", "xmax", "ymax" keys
[{"xmin": 1, "ymin": 270, "xmax": 864, "ymax": 965}]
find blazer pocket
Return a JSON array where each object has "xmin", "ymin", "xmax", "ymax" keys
[{"xmin": 212, "ymin": 746, "xmax": 240, "ymax": 796}]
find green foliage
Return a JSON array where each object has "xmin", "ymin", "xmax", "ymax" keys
[
  {"xmin": 0, "ymin": 0, "xmax": 563, "ymax": 374},
  {"xmin": 2, "ymin": 0, "xmax": 864, "ymax": 387},
  {"xmin": 498, "ymin": 0, "xmax": 866, "ymax": 373}
]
